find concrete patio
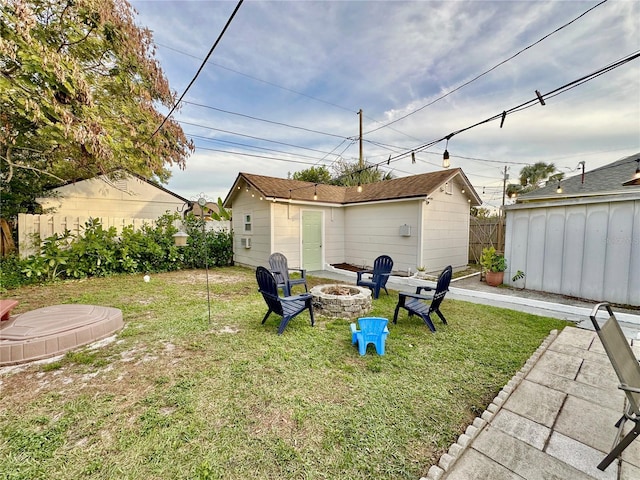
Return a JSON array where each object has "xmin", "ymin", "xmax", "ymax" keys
[{"xmin": 424, "ymin": 326, "xmax": 640, "ymax": 479}]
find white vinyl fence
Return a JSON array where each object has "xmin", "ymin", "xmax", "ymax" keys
[{"xmin": 17, "ymin": 213, "xmax": 230, "ymax": 258}]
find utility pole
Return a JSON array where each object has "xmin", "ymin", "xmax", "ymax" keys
[
  {"xmin": 358, "ymin": 109, "xmax": 363, "ymax": 168},
  {"xmin": 501, "ymin": 165, "xmax": 508, "ymax": 208},
  {"xmin": 497, "ymin": 166, "xmax": 508, "ymax": 252}
]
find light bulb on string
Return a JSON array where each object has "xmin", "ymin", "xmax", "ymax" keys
[{"xmin": 442, "ymin": 137, "xmax": 451, "ymax": 168}]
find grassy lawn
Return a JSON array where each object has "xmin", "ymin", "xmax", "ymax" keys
[{"xmin": 0, "ymin": 267, "xmax": 569, "ymax": 480}]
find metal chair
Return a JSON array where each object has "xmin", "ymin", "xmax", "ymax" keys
[{"xmin": 589, "ymin": 302, "xmax": 640, "ymax": 471}]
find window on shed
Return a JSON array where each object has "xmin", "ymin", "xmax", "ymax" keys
[{"xmin": 243, "ymin": 214, "xmax": 252, "ymax": 233}]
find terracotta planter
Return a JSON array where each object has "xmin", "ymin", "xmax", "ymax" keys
[{"xmin": 485, "ymin": 271, "xmax": 504, "ymax": 287}]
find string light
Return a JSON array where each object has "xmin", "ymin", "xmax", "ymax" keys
[
  {"xmin": 443, "ymin": 137, "xmax": 451, "ymax": 168},
  {"xmin": 635, "ymin": 159, "xmax": 640, "ymax": 179},
  {"xmin": 357, "ymin": 182, "xmax": 362, "ymax": 193},
  {"xmin": 313, "ymin": 184, "xmax": 318, "ymax": 200},
  {"xmin": 556, "ymin": 181, "xmax": 563, "ymax": 194}
]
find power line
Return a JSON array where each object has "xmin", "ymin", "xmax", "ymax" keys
[
  {"xmin": 195, "ymin": 145, "xmax": 331, "ymax": 168},
  {"xmin": 155, "ymin": 42, "xmax": 357, "ymax": 115},
  {"xmin": 181, "ymin": 100, "xmax": 349, "ymax": 139},
  {"xmin": 364, "ymin": 0, "xmax": 609, "ymax": 136},
  {"xmin": 187, "ymin": 132, "xmax": 341, "ymax": 163},
  {"xmin": 357, "ymin": 51, "xmax": 640, "ymax": 174},
  {"xmin": 179, "ymin": 120, "xmax": 344, "ymax": 158},
  {"xmin": 148, "ymin": 0, "xmax": 244, "ymax": 141},
  {"xmin": 198, "ymin": 43, "xmax": 637, "ymax": 183}
]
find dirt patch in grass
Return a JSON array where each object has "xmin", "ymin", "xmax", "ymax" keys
[
  {"xmin": 0, "ymin": 267, "xmax": 570, "ymax": 480},
  {"xmin": 170, "ymin": 271, "xmax": 247, "ymax": 285}
]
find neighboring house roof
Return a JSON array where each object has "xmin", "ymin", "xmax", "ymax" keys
[
  {"xmin": 515, "ymin": 153, "xmax": 640, "ymax": 203},
  {"xmin": 224, "ymin": 169, "xmax": 482, "ymax": 207}
]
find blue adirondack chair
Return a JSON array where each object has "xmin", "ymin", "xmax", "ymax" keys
[
  {"xmin": 256, "ymin": 266, "xmax": 314, "ymax": 335},
  {"xmin": 350, "ymin": 317, "xmax": 389, "ymax": 355},
  {"xmin": 268, "ymin": 252, "xmax": 308, "ymax": 297},
  {"xmin": 356, "ymin": 255, "xmax": 393, "ymax": 299},
  {"xmin": 393, "ymin": 265, "xmax": 452, "ymax": 332}
]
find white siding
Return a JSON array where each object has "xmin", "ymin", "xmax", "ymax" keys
[
  {"xmin": 234, "ymin": 199, "xmax": 346, "ymax": 270},
  {"xmin": 37, "ymin": 173, "xmax": 185, "ymax": 219},
  {"xmin": 344, "ymin": 201, "xmax": 421, "ymax": 272},
  {"xmin": 422, "ymin": 186, "xmax": 471, "ymax": 272},
  {"xmin": 323, "ymin": 207, "xmax": 346, "ymax": 267},
  {"xmin": 505, "ymin": 198, "xmax": 640, "ymax": 306},
  {"xmin": 232, "ymin": 192, "xmax": 271, "ymax": 268},
  {"xmin": 271, "ymin": 203, "xmax": 303, "ymax": 267}
]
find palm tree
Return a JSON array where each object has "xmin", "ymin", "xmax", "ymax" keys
[
  {"xmin": 506, "ymin": 162, "xmax": 564, "ymax": 198},
  {"xmin": 519, "ymin": 162, "xmax": 560, "ymax": 189}
]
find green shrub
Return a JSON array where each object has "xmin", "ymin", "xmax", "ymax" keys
[
  {"xmin": 2, "ymin": 213, "xmax": 233, "ymax": 289},
  {"xmin": 0, "ymin": 254, "xmax": 36, "ymax": 290},
  {"xmin": 180, "ymin": 213, "xmax": 233, "ymax": 269}
]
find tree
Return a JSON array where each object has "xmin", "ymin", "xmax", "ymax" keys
[
  {"xmin": 208, "ymin": 198, "xmax": 231, "ymax": 221},
  {"xmin": 291, "ymin": 166, "xmax": 332, "ymax": 184},
  {"xmin": 506, "ymin": 162, "xmax": 564, "ymax": 197},
  {"xmin": 329, "ymin": 159, "xmax": 393, "ymax": 186},
  {"xmin": 291, "ymin": 160, "xmax": 393, "ymax": 187},
  {"xmin": 470, "ymin": 207, "xmax": 497, "ymax": 219},
  {"xmin": 0, "ymin": 0, "xmax": 193, "ymax": 220}
]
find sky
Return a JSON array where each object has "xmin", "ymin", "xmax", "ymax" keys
[{"xmin": 129, "ymin": 0, "xmax": 640, "ymax": 210}]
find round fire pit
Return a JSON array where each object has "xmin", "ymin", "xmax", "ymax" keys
[{"xmin": 310, "ymin": 284, "xmax": 372, "ymax": 318}]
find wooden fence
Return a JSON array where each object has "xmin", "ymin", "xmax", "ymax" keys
[
  {"xmin": 17, "ymin": 214, "xmax": 230, "ymax": 258},
  {"xmin": 468, "ymin": 216, "xmax": 505, "ymax": 264}
]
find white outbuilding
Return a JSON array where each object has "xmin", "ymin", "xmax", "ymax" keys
[{"xmin": 223, "ymin": 169, "xmax": 481, "ymax": 275}]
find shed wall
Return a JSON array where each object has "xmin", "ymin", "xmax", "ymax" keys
[
  {"xmin": 322, "ymin": 207, "xmax": 346, "ymax": 266},
  {"xmin": 232, "ymin": 192, "xmax": 271, "ymax": 268},
  {"xmin": 271, "ymin": 203, "xmax": 303, "ymax": 267},
  {"xmin": 504, "ymin": 199, "xmax": 640, "ymax": 306},
  {"xmin": 344, "ymin": 201, "xmax": 421, "ymax": 272},
  {"xmin": 422, "ymin": 185, "xmax": 471, "ymax": 272}
]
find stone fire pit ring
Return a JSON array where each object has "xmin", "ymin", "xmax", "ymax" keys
[{"xmin": 310, "ymin": 284, "xmax": 372, "ymax": 318}]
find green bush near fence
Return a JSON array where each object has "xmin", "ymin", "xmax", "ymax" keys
[{"xmin": 0, "ymin": 212, "xmax": 233, "ymax": 290}]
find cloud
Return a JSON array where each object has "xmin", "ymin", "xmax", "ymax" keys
[{"xmin": 130, "ymin": 0, "xmax": 639, "ymax": 206}]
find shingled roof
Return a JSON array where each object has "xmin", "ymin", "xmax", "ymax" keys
[
  {"xmin": 516, "ymin": 153, "xmax": 640, "ymax": 202},
  {"xmin": 224, "ymin": 169, "xmax": 481, "ymax": 206}
]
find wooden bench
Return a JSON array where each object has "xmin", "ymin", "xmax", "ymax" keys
[{"xmin": 0, "ymin": 299, "xmax": 19, "ymax": 321}]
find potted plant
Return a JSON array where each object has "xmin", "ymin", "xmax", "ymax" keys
[
  {"xmin": 415, "ymin": 265, "xmax": 428, "ymax": 279},
  {"xmin": 480, "ymin": 247, "xmax": 507, "ymax": 286}
]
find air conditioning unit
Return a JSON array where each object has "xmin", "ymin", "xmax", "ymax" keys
[
  {"xmin": 240, "ymin": 237, "xmax": 251, "ymax": 248},
  {"xmin": 399, "ymin": 224, "xmax": 411, "ymax": 237}
]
